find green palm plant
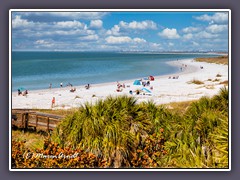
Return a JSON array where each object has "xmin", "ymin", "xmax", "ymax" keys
[
  {"xmin": 162, "ymin": 88, "xmax": 228, "ymax": 168},
  {"xmin": 209, "ymin": 117, "xmax": 229, "ymax": 168},
  {"xmin": 51, "ymin": 87, "xmax": 228, "ymax": 168},
  {"xmin": 52, "ymin": 95, "xmax": 153, "ymax": 167}
]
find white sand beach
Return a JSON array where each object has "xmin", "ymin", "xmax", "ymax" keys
[{"xmin": 12, "ymin": 58, "xmax": 228, "ymax": 109}]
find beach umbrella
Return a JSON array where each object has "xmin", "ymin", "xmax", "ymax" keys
[
  {"xmin": 141, "ymin": 87, "xmax": 152, "ymax": 93},
  {"xmin": 18, "ymin": 87, "xmax": 26, "ymax": 91},
  {"xmin": 133, "ymin": 80, "xmax": 141, "ymax": 85},
  {"xmin": 149, "ymin": 75, "xmax": 155, "ymax": 81}
]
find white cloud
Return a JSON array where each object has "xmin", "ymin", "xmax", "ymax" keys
[
  {"xmin": 105, "ymin": 36, "xmax": 132, "ymax": 44},
  {"xmin": 40, "ymin": 29, "xmax": 94, "ymax": 36},
  {"xmin": 169, "ymin": 42, "xmax": 174, "ymax": 46},
  {"xmin": 151, "ymin": 43, "xmax": 161, "ymax": 48},
  {"xmin": 106, "ymin": 25, "xmax": 121, "ymax": 36},
  {"xmin": 195, "ymin": 31, "xmax": 218, "ymax": 39},
  {"xmin": 79, "ymin": 34, "xmax": 99, "ymax": 41},
  {"xmin": 105, "ymin": 36, "xmax": 146, "ymax": 44},
  {"xmin": 206, "ymin": 24, "xmax": 228, "ymax": 33},
  {"xmin": 34, "ymin": 39, "xmax": 53, "ymax": 47},
  {"xmin": 183, "ymin": 33, "xmax": 193, "ymax": 40},
  {"xmin": 35, "ymin": 40, "xmax": 47, "ymax": 44},
  {"xmin": 182, "ymin": 26, "xmax": 200, "ymax": 33},
  {"xmin": 195, "ymin": 12, "xmax": 228, "ymax": 23},
  {"xmin": 158, "ymin": 28, "xmax": 180, "ymax": 39},
  {"xmin": 12, "ymin": 15, "xmax": 34, "ymax": 28},
  {"xmin": 90, "ymin": 20, "xmax": 103, "ymax": 29},
  {"xmin": 133, "ymin": 38, "xmax": 146, "ymax": 43},
  {"xmin": 54, "ymin": 20, "xmax": 85, "ymax": 28},
  {"xmin": 119, "ymin": 20, "xmax": 157, "ymax": 30}
]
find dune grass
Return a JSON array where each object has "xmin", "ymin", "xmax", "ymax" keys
[
  {"xmin": 12, "ymin": 129, "xmax": 47, "ymax": 150},
  {"xmin": 188, "ymin": 79, "xmax": 204, "ymax": 85},
  {"xmin": 165, "ymin": 100, "xmax": 196, "ymax": 114},
  {"xmin": 195, "ymin": 55, "xmax": 228, "ymax": 65},
  {"xmin": 220, "ymin": 80, "xmax": 228, "ymax": 86}
]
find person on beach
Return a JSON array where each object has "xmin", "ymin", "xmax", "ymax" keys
[
  {"xmin": 117, "ymin": 82, "xmax": 121, "ymax": 88},
  {"xmin": 147, "ymin": 81, "xmax": 150, "ymax": 86},
  {"xmin": 85, "ymin": 84, "xmax": 90, "ymax": 89},
  {"xmin": 23, "ymin": 90, "xmax": 28, "ymax": 97},
  {"xmin": 70, "ymin": 87, "xmax": 76, "ymax": 92},
  {"xmin": 17, "ymin": 89, "xmax": 22, "ymax": 95},
  {"xmin": 49, "ymin": 83, "xmax": 52, "ymax": 89},
  {"xmin": 51, "ymin": 97, "xmax": 55, "ymax": 108},
  {"xmin": 60, "ymin": 82, "xmax": 63, "ymax": 88}
]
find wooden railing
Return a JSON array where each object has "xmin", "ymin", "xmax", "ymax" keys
[{"xmin": 12, "ymin": 109, "xmax": 64, "ymax": 132}]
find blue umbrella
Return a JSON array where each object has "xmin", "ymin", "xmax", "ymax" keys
[
  {"xmin": 133, "ymin": 80, "xmax": 141, "ymax": 85},
  {"xmin": 141, "ymin": 87, "xmax": 151, "ymax": 93},
  {"xmin": 18, "ymin": 87, "xmax": 26, "ymax": 91}
]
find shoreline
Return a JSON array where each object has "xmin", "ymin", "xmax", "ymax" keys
[
  {"xmin": 12, "ymin": 58, "xmax": 228, "ymax": 109},
  {"xmin": 12, "ymin": 58, "xmax": 196, "ymax": 93}
]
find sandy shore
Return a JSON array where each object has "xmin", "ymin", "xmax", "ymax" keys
[{"xmin": 12, "ymin": 58, "xmax": 228, "ymax": 109}]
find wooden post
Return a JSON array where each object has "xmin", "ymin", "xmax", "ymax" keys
[
  {"xmin": 21, "ymin": 113, "xmax": 24, "ymax": 128},
  {"xmin": 24, "ymin": 113, "xmax": 29, "ymax": 131},
  {"xmin": 35, "ymin": 115, "xmax": 38, "ymax": 131},
  {"xmin": 47, "ymin": 117, "xmax": 50, "ymax": 132}
]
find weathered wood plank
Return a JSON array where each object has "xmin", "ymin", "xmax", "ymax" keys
[{"xmin": 11, "ymin": 110, "xmax": 64, "ymax": 132}]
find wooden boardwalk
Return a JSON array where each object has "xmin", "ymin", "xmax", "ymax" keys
[{"xmin": 12, "ymin": 109, "xmax": 64, "ymax": 132}]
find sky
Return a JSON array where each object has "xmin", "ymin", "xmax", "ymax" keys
[{"xmin": 11, "ymin": 11, "xmax": 229, "ymax": 52}]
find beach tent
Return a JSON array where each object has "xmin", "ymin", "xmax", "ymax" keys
[
  {"xmin": 149, "ymin": 75, "xmax": 155, "ymax": 81},
  {"xmin": 18, "ymin": 87, "xmax": 26, "ymax": 91},
  {"xmin": 133, "ymin": 80, "xmax": 141, "ymax": 85},
  {"xmin": 141, "ymin": 87, "xmax": 152, "ymax": 93}
]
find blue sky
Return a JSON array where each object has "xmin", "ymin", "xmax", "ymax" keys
[{"xmin": 11, "ymin": 11, "xmax": 229, "ymax": 52}]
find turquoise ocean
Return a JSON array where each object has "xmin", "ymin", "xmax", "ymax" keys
[{"xmin": 12, "ymin": 51, "xmax": 219, "ymax": 91}]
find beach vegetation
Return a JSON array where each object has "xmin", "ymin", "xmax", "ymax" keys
[
  {"xmin": 12, "ymin": 87, "xmax": 229, "ymax": 168},
  {"xmin": 165, "ymin": 100, "xmax": 196, "ymax": 114},
  {"xmin": 220, "ymin": 80, "xmax": 228, "ymax": 86},
  {"xmin": 204, "ymin": 85, "xmax": 215, "ymax": 89},
  {"xmin": 195, "ymin": 55, "xmax": 228, "ymax": 65},
  {"xmin": 188, "ymin": 79, "xmax": 204, "ymax": 85},
  {"xmin": 12, "ymin": 129, "xmax": 47, "ymax": 150}
]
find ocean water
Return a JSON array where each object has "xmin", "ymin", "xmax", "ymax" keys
[{"xmin": 11, "ymin": 51, "xmax": 218, "ymax": 91}]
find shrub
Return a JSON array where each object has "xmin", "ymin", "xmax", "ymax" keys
[
  {"xmin": 11, "ymin": 139, "xmax": 108, "ymax": 168},
  {"xmin": 188, "ymin": 79, "xmax": 204, "ymax": 85}
]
